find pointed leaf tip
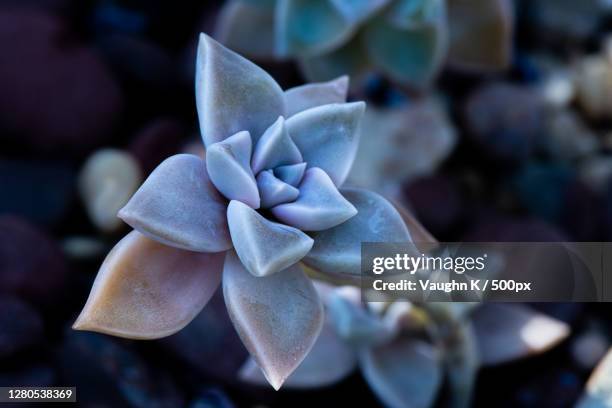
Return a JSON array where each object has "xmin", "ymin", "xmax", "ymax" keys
[{"xmin": 223, "ymin": 251, "xmax": 324, "ymax": 389}]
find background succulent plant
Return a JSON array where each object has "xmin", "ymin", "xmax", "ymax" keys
[
  {"xmin": 216, "ymin": 0, "xmax": 514, "ymax": 89},
  {"xmin": 73, "ymin": 34, "xmax": 420, "ymax": 391}
]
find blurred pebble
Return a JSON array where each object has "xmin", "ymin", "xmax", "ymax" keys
[
  {"xmin": 404, "ymin": 175, "xmax": 463, "ymax": 237},
  {"xmin": 0, "ymin": 216, "xmax": 68, "ymax": 303},
  {"xmin": 572, "ymin": 330, "xmax": 609, "ymax": 370},
  {"xmin": 60, "ymin": 331, "xmax": 184, "ymax": 407},
  {"xmin": 543, "ymin": 110, "xmax": 599, "ymax": 160},
  {"xmin": 464, "ymin": 83, "xmax": 543, "ymax": 162},
  {"xmin": 79, "ymin": 148, "xmax": 142, "ymax": 233},
  {"xmin": 161, "ymin": 290, "xmax": 247, "ymax": 383},
  {"xmin": 62, "ymin": 236, "xmax": 107, "ymax": 260},
  {"xmin": 575, "ymin": 55, "xmax": 612, "ymax": 120},
  {"xmin": 0, "ymin": 159, "xmax": 75, "ymax": 227},
  {"xmin": 0, "ymin": 296, "xmax": 43, "ymax": 359},
  {"xmin": 0, "ymin": 9, "xmax": 123, "ymax": 154},
  {"xmin": 580, "ymin": 156, "xmax": 612, "ymax": 193},
  {"xmin": 129, "ymin": 118, "xmax": 185, "ymax": 175}
]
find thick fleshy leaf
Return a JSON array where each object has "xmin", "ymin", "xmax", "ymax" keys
[
  {"xmin": 276, "ymin": 0, "xmax": 356, "ymax": 57},
  {"xmin": 206, "ymin": 131, "xmax": 260, "ymax": 209},
  {"xmin": 215, "ymin": 0, "xmax": 276, "ymax": 59},
  {"xmin": 256, "ymin": 170, "xmax": 300, "ymax": 208},
  {"xmin": 272, "ymin": 167, "xmax": 357, "ymax": 231},
  {"xmin": 327, "ymin": 288, "xmax": 396, "ymax": 347},
  {"xmin": 447, "ymin": 0, "xmax": 513, "ymax": 71},
  {"xmin": 363, "ymin": 0, "xmax": 448, "ymax": 88},
  {"xmin": 222, "ymin": 251, "xmax": 324, "ymax": 390},
  {"xmin": 239, "ymin": 316, "xmax": 357, "ymax": 388},
  {"xmin": 227, "ymin": 200, "xmax": 313, "ymax": 277},
  {"xmin": 274, "ymin": 162, "xmax": 307, "ymax": 186},
  {"xmin": 330, "ymin": 0, "xmax": 391, "ymax": 23},
  {"xmin": 472, "ymin": 304, "xmax": 570, "ymax": 366},
  {"xmin": 195, "ymin": 34, "xmax": 285, "ymax": 147},
  {"xmin": 577, "ymin": 349, "xmax": 612, "ymax": 408},
  {"xmin": 304, "ymin": 188, "xmax": 414, "ymax": 281},
  {"xmin": 445, "ymin": 322, "xmax": 479, "ymax": 408},
  {"xmin": 73, "ymin": 231, "xmax": 224, "ymax": 339},
  {"xmin": 299, "ymin": 37, "xmax": 370, "ymax": 84},
  {"xmin": 251, "ymin": 117, "xmax": 302, "ymax": 174},
  {"xmin": 285, "ymin": 76, "xmax": 349, "ymax": 117},
  {"xmin": 286, "ymin": 101, "xmax": 365, "ymax": 186},
  {"xmin": 360, "ymin": 339, "xmax": 443, "ymax": 408},
  {"xmin": 118, "ymin": 154, "xmax": 231, "ymax": 252}
]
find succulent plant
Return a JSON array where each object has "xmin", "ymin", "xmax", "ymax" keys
[
  {"xmin": 240, "ymin": 285, "xmax": 570, "ymax": 408},
  {"xmin": 73, "ymin": 34, "xmax": 417, "ymax": 390},
  {"xmin": 216, "ymin": 0, "xmax": 514, "ymax": 89}
]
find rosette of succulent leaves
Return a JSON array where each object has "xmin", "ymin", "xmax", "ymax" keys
[
  {"xmin": 73, "ymin": 34, "xmax": 429, "ymax": 391},
  {"xmin": 216, "ymin": 0, "xmax": 514, "ymax": 89},
  {"xmin": 241, "ymin": 285, "xmax": 570, "ymax": 408}
]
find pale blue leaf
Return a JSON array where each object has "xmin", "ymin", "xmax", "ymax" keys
[
  {"xmin": 274, "ymin": 162, "xmax": 307, "ymax": 186},
  {"xmin": 285, "ymin": 76, "xmax": 349, "ymax": 117},
  {"xmin": 251, "ymin": 116, "xmax": 302, "ymax": 174},
  {"xmin": 256, "ymin": 170, "xmax": 300, "ymax": 208}
]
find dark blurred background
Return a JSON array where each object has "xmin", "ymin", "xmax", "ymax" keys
[{"xmin": 1, "ymin": 0, "xmax": 612, "ymax": 407}]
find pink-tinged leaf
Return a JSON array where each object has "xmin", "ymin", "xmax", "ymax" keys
[
  {"xmin": 222, "ymin": 251, "xmax": 324, "ymax": 390},
  {"xmin": 274, "ymin": 162, "xmax": 307, "ymax": 187},
  {"xmin": 447, "ymin": 0, "xmax": 513, "ymax": 71},
  {"xmin": 286, "ymin": 101, "xmax": 365, "ymax": 186},
  {"xmin": 275, "ymin": 0, "xmax": 356, "ymax": 57},
  {"xmin": 215, "ymin": 0, "xmax": 276, "ymax": 59},
  {"xmin": 256, "ymin": 170, "xmax": 300, "ymax": 208},
  {"xmin": 118, "ymin": 154, "xmax": 231, "ymax": 253},
  {"xmin": 272, "ymin": 167, "xmax": 357, "ymax": 231},
  {"xmin": 73, "ymin": 231, "xmax": 224, "ymax": 339},
  {"xmin": 239, "ymin": 316, "xmax": 357, "ymax": 388},
  {"xmin": 304, "ymin": 188, "xmax": 414, "ymax": 281},
  {"xmin": 285, "ymin": 76, "xmax": 349, "ymax": 117},
  {"xmin": 227, "ymin": 201, "xmax": 313, "ymax": 277},
  {"xmin": 251, "ymin": 116, "xmax": 302, "ymax": 174},
  {"xmin": 195, "ymin": 34, "xmax": 285, "ymax": 147},
  {"xmin": 360, "ymin": 338, "xmax": 443, "ymax": 408},
  {"xmin": 206, "ymin": 131, "xmax": 260, "ymax": 209},
  {"xmin": 472, "ymin": 304, "xmax": 570, "ymax": 366},
  {"xmin": 577, "ymin": 349, "xmax": 612, "ymax": 408}
]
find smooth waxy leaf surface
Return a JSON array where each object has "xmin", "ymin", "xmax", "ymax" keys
[
  {"xmin": 119, "ymin": 154, "xmax": 231, "ymax": 252},
  {"xmin": 274, "ymin": 162, "xmax": 307, "ymax": 186},
  {"xmin": 256, "ymin": 170, "xmax": 300, "ymax": 208},
  {"xmin": 227, "ymin": 200, "xmax": 313, "ymax": 277},
  {"xmin": 251, "ymin": 116, "xmax": 302, "ymax": 174},
  {"xmin": 73, "ymin": 231, "xmax": 225, "ymax": 339},
  {"xmin": 206, "ymin": 131, "xmax": 260, "ymax": 209},
  {"xmin": 286, "ymin": 102, "xmax": 365, "ymax": 186},
  {"xmin": 223, "ymin": 251, "xmax": 324, "ymax": 389},
  {"xmin": 272, "ymin": 167, "xmax": 357, "ymax": 231},
  {"xmin": 284, "ymin": 76, "xmax": 349, "ymax": 117},
  {"xmin": 196, "ymin": 34, "xmax": 285, "ymax": 147}
]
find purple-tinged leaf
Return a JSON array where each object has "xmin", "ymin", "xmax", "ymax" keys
[
  {"xmin": 285, "ymin": 76, "xmax": 349, "ymax": 117},
  {"xmin": 304, "ymin": 188, "xmax": 414, "ymax": 281},
  {"xmin": 251, "ymin": 116, "xmax": 302, "ymax": 174},
  {"xmin": 239, "ymin": 315, "xmax": 357, "ymax": 388},
  {"xmin": 222, "ymin": 251, "xmax": 324, "ymax": 390},
  {"xmin": 447, "ymin": 0, "xmax": 513, "ymax": 71},
  {"xmin": 256, "ymin": 170, "xmax": 300, "ymax": 208},
  {"xmin": 73, "ymin": 231, "xmax": 225, "ymax": 339},
  {"xmin": 118, "ymin": 154, "xmax": 231, "ymax": 253},
  {"xmin": 272, "ymin": 167, "xmax": 357, "ymax": 231},
  {"xmin": 206, "ymin": 131, "xmax": 260, "ymax": 209},
  {"xmin": 472, "ymin": 304, "xmax": 570, "ymax": 366},
  {"xmin": 286, "ymin": 102, "xmax": 365, "ymax": 186},
  {"xmin": 274, "ymin": 162, "xmax": 307, "ymax": 187},
  {"xmin": 227, "ymin": 200, "xmax": 313, "ymax": 277},
  {"xmin": 215, "ymin": 0, "xmax": 276, "ymax": 59},
  {"xmin": 360, "ymin": 339, "xmax": 442, "ymax": 408},
  {"xmin": 195, "ymin": 34, "xmax": 285, "ymax": 147},
  {"xmin": 276, "ymin": 0, "xmax": 356, "ymax": 57}
]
